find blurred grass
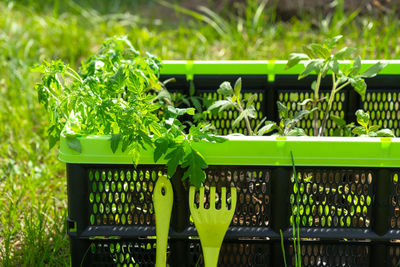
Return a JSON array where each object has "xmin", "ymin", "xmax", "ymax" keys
[{"xmin": 1, "ymin": 0, "xmax": 400, "ymax": 265}]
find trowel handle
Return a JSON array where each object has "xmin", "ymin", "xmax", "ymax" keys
[{"xmin": 153, "ymin": 175, "xmax": 173, "ymax": 267}]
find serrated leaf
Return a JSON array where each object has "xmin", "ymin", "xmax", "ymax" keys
[
  {"xmin": 154, "ymin": 138, "xmax": 169, "ymax": 162},
  {"xmin": 350, "ymin": 77, "xmax": 367, "ymax": 99},
  {"xmin": 110, "ymin": 66, "xmax": 126, "ymax": 91},
  {"xmin": 149, "ymin": 122, "xmax": 162, "ymax": 137},
  {"xmin": 355, "ymin": 109, "xmax": 370, "ymax": 128},
  {"xmin": 310, "ymin": 44, "xmax": 330, "ymax": 59},
  {"xmin": 299, "ymin": 60, "xmax": 323, "ymax": 79},
  {"xmin": 286, "ymin": 53, "xmax": 309, "ymax": 69},
  {"xmin": 246, "ymin": 94, "xmax": 257, "ymax": 108},
  {"xmin": 277, "ymin": 101, "xmax": 288, "ymax": 119},
  {"xmin": 293, "ymin": 108, "xmax": 315, "ymax": 121},
  {"xmin": 332, "ymin": 128, "xmax": 341, "ymax": 136},
  {"xmin": 165, "ymin": 145, "xmax": 184, "ymax": 177},
  {"xmin": 190, "ymin": 96, "xmax": 202, "ymax": 111},
  {"xmin": 155, "ymin": 89, "xmax": 171, "ymax": 101},
  {"xmin": 167, "ymin": 106, "xmax": 195, "ymax": 116},
  {"xmin": 245, "ymin": 105, "xmax": 256, "ymax": 118},
  {"xmin": 234, "ymin": 78, "xmax": 242, "ymax": 97},
  {"xmin": 48, "ymin": 134, "xmax": 58, "ymax": 149},
  {"xmin": 110, "ymin": 134, "xmax": 121, "ymax": 153},
  {"xmin": 181, "ymin": 149, "xmax": 207, "ymax": 188},
  {"xmin": 66, "ymin": 136, "xmax": 81, "ymax": 153},
  {"xmin": 232, "ymin": 111, "xmax": 246, "ymax": 128},
  {"xmin": 207, "ymin": 100, "xmax": 232, "ymax": 112},
  {"xmin": 361, "ymin": 62, "xmax": 388, "ymax": 78},
  {"xmin": 334, "ymin": 47, "xmax": 355, "ymax": 59},
  {"xmin": 376, "ymin": 129, "xmax": 395, "ymax": 137},
  {"xmin": 349, "ymin": 56, "xmax": 362, "ymax": 76},
  {"xmin": 257, "ymin": 121, "xmax": 277, "ymax": 136},
  {"xmin": 352, "ymin": 126, "xmax": 367, "ymax": 136},
  {"xmin": 330, "ymin": 115, "xmax": 346, "ymax": 127},
  {"xmin": 369, "ymin": 125, "xmax": 381, "ymax": 132},
  {"xmin": 287, "ymin": 128, "xmax": 307, "ymax": 136},
  {"xmin": 218, "ymin": 102, "xmax": 234, "ymax": 113},
  {"xmin": 204, "ymin": 134, "xmax": 227, "ymax": 143},
  {"xmin": 303, "ymin": 45, "xmax": 317, "ymax": 58},
  {"xmin": 217, "ymin": 81, "xmax": 233, "ymax": 96},
  {"xmin": 325, "ymin": 35, "xmax": 343, "ymax": 49},
  {"xmin": 329, "ymin": 59, "xmax": 339, "ymax": 74}
]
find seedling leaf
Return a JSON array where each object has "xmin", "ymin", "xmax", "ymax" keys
[
  {"xmin": 234, "ymin": 77, "xmax": 242, "ymax": 97},
  {"xmin": 110, "ymin": 134, "xmax": 122, "ymax": 153},
  {"xmin": 257, "ymin": 121, "xmax": 277, "ymax": 136},
  {"xmin": 299, "ymin": 60, "xmax": 323, "ymax": 79},
  {"xmin": 286, "ymin": 53, "xmax": 309, "ymax": 69},
  {"xmin": 66, "ymin": 136, "xmax": 81, "ymax": 153},
  {"xmin": 376, "ymin": 129, "xmax": 395, "ymax": 137},
  {"xmin": 217, "ymin": 81, "xmax": 233, "ymax": 96},
  {"xmin": 361, "ymin": 62, "xmax": 388, "ymax": 78}
]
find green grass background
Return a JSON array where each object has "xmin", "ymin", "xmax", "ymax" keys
[{"xmin": 1, "ymin": 0, "xmax": 400, "ymax": 265}]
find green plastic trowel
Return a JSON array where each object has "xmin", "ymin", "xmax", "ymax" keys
[{"xmin": 153, "ymin": 175, "xmax": 173, "ymax": 267}]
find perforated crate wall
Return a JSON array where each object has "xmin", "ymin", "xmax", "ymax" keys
[
  {"xmin": 87, "ymin": 240, "xmax": 157, "ymax": 267},
  {"xmin": 286, "ymin": 242, "xmax": 370, "ymax": 267},
  {"xmin": 388, "ymin": 245, "xmax": 400, "ymax": 267},
  {"xmin": 391, "ymin": 172, "xmax": 400, "ymax": 229},
  {"xmin": 188, "ymin": 240, "xmax": 271, "ymax": 267},
  {"xmin": 88, "ymin": 166, "xmax": 166, "ymax": 227},
  {"xmin": 290, "ymin": 168, "xmax": 373, "ymax": 228},
  {"xmin": 68, "ymin": 163, "xmax": 400, "ymax": 266},
  {"xmin": 363, "ymin": 91, "xmax": 400, "ymax": 137}
]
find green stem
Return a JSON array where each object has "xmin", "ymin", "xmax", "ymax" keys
[
  {"xmin": 66, "ymin": 67, "xmax": 83, "ymax": 83},
  {"xmin": 312, "ymin": 74, "xmax": 322, "ymax": 136},
  {"xmin": 236, "ymin": 101, "xmax": 253, "ymax": 136},
  {"xmin": 335, "ymin": 81, "xmax": 350, "ymax": 93},
  {"xmin": 280, "ymin": 230, "xmax": 288, "ymax": 267},
  {"xmin": 319, "ymin": 80, "xmax": 351, "ymax": 136}
]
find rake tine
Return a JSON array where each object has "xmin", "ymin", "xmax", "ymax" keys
[
  {"xmin": 230, "ymin": 187, "xmax": 237, "ymax": 211},
  {"xmin": 199, "ymin": 187, "xmax": 205, "ymax": 209},
  {"xmin": 221, "ymin": 187, "xmax": 227, "ymax": 210},
  {"xmin": 210, "ymin": 187, "xmax": 216, "ymax": 209},
  {"xmin": 189, "ymin": 186, "xmax": 196, "ymax": 210}
]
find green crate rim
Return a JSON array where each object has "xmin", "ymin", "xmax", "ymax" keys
[
  {"xmin": 160, "ymin": 60, "xmax": 400, "ymax": 78},
  {"xmin": 59, "ymin": 135, "xmax": 399, "ymax": 167}
]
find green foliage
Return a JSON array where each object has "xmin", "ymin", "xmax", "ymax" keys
[
  {"xmin": 286, "ymin": 35, "xmax": 387, "ymax": 136},
  {"xmin": 274, "ymin": 101, "xmax": 316, "ymax": 136},
  {"xmin": 156, "ymin": 80, "xmax": 212, "ymax": 123},
  {"xmin": 34, "ymin": 36, "xmax": 163, "ymax": 159},
  {"xmin": 35, "ymin": 36, "xmax": 224, "ymax": 187},
  {"xmin": 208, "ymin": 78, "xmax": 258, "ymax": 135},
  {"xmin": 352, "ymin": 109, "xmax": 395, "ymax": 137},
  {"xmin": 330, "ymin": 115, "xmax": 354, "ymax": 137}
]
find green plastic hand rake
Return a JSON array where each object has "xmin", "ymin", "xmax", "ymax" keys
[{"xmin": 189, "ymin": 186, "xmax": 237, "ymax": 267}]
